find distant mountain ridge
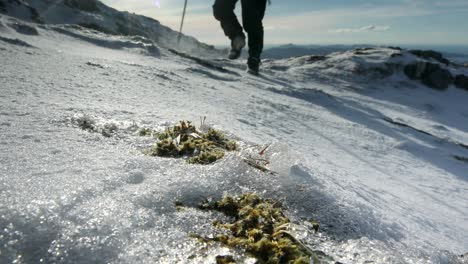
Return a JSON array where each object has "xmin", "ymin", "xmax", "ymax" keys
[
  {"xmin": 264, "ymin": 44, "xmax": 468, "ymax": 63},
  {"xmin": 263, "ymin": 44, "xmax": 375, "ymax": 59},
  {"xmin": 0, "ymin": 0, "xmax": 220, "ymax": 56}
]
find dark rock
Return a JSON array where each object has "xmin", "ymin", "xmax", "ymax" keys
[
  {"xmin": 354, "ymin": 51, "xmax": 367, "ymax": 55},
  {"xmin": 353, "ymin": 47, "xmax": 376, "ymax": 56},
  {"xmin": 404, "ymin": 62, "xmax": 453, "ymax": 90},
  {"xmin": 28, "ymin": 5, "xmax": 41, "ymax": 23},
  {"xmin": 78, "ymin": 23, "xmax": 113, "ymax": 34},
  {"xmin": 0, "ymin": 36, "xmax": 35, "ymax": 48},
  {"xmin": 391, "ymin": 53, "xmax": 403, "ymax": 58},
  {"xmin": 306, "ymin": 55, "xmax": 326, "ymax": 63},
  {"xmin": 0, "ymin": 0, "xmax": 41, "ymax": 22},
  {"xmin": 387, "ymin": 46, "xmax": 402, "ymax": 50},
  {"xmin": 355, "ymin": 47, "xmax": 374, "ymax": 52},
  {"xmin": 422, "ymin": 66, "xmax": 453, "ymax": 90},
  {"xmin": 404, "ymin": 62, "xmax": 425, "ymax": 80},
  {"xmin": 409, "ymin": 50, "xmax": 450, "ymax": 65},
  {"xmin": 9, "ymin": 22, "xmax": 39, "ymax": 35},
  {"xmin": 454, "ymin": 155, "xmax": 468, "ymax": 163},
  {"xmin": 64, "ymin": 0, "xmax": 99, "ymax": 12},
  {"xmin": 454, "ymin": 75, "xmax": 468, "ymax": 91}
]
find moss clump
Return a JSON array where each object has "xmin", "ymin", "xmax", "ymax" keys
[
  {"xmin": 147, "ymin": 121, "xmax": 237, "ymax": 165},
  {"xmin": 197, "ymin": 194, "xmax": 326, "ymax": 264},
  {"xmin": 75, "ymin": 115, "xmax": 96, "ymax": 131},
  {"xmin": 188, "ymin": 148, "xmax": 225, "ymax": 165}
]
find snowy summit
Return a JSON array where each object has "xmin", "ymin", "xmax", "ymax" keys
[{"xmin": 1, "ymin": 0, "xmax": 468, "ymax": 263}]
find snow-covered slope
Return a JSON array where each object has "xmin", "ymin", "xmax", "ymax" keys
[
  {"xmin": 0, "ymin": 0, "xmax": 220, "ymax": 56},
  {"xmin": 1, "ymin": 10, "xmax": 468, "ymax": 264}
]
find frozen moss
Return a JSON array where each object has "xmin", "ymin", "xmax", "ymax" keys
[
  {"xmin": 204, "ymin": 128, "xmax": 237, "ymax": 151},
  {"xmin": 195, "ymin": 194, "xmax": 331, "ymax": 264},
  {"xmin": 72, "ymin": 114, "xmax": 118, "ymax": 137},
  {"xmin": 138, "ymin": 127, "xmax": 153, "ymax": 136},
  {"xmin": 188, "ymin": 148, "xmax": 225, "ymax": 165},
  {"xmin": 147, "ymin": 121, "xmax": 237, "ymax": 164},
  {"xmin": 174, "ymin": 200, "xmax": 186, "ymax": 211},
  {"xmin": 75, "ymin": 114, "xmax": 96, "ymax": 131}
]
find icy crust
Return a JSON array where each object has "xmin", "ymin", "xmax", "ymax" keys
[{"xmin": 0, "ymin": 114, "xmax": 464, "ymax": 263}]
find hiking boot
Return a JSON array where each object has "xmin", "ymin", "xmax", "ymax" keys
[
  {"xmin": 247, "ymin": 57, "xmax": 260, "ymax": 75},
  {"xmin": 228, "ymin": 36, "xmax": 246, "ymax": 60}
]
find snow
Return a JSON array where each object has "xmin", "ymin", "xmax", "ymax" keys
[{"xmin": 1, "ymin": 10, "xmax": 468, "ymax": 264}]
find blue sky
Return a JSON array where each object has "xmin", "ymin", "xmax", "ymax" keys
[{"xmin": 100, "ymin": 0, "xmax": 468, "ymax": 46}]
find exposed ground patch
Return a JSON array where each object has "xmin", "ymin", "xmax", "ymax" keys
[
  {"xmin": 190, "ymin": 193, "xmax": 333, "ymax": 264},
  {"xmin": 143, "ymin": 121, "xmax": 237, "ymax": 165}
]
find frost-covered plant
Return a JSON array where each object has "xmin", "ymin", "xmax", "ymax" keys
[
  {"xmin": 195, "ymin": 194, "xmax": 332, "ymax": 264},
  {"xmin": 147, "ymin": 121, "xmax": 237, "ymax": 165},
  {"xmin": 74, "ymin": 114, "xmax": 96, "ymax": 131},
  {"xmin": 101, "ymin": 123, "xmax": 118, "ymax": 137},
  {"xmin": 204, "ymin": 128, "xmax": 237, "ymax": 151},
  {"xmin": 72, "ymin": 114, "xmax": 119, "ymax": 137},
  {"xmin": 138, "ymin": 127, "xmax": 153, "ymax": 136}
]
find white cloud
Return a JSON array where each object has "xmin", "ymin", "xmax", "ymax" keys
[{"xmin": 330, "ymin": 25, "xmax": 391, "ymax": 33}]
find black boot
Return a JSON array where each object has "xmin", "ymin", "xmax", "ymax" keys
[
  {"xmin": 228, "ymin": 36, "xmax": 246, "ymax": 60},
  {"xmin": 247, "ymin": 57, "xmax": 260, "ymax": 75}
]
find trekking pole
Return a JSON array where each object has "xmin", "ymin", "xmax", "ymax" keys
[{"xmin": 177, "ymin": 0, "xmax": 188, "ymax": 44}]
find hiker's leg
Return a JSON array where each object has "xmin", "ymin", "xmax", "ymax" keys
[
  {"xmin": 213, "ymin": 0, "xmax": 245, "ymax": 40},
  {"xmin": 241, "ymin": 0, "xmax": 267, "ymax": 58}
]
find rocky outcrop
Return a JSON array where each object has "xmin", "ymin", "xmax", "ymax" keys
[
  {"xmin": 409, "ymin": 50, "xmax": 450, "ymax": 65},
  {"xmin": 404, "ymin": 62, "xmax": 453, "ymax": 90},
  {"xmin": 403, "ymin": 50, "xmax": 468, "ymax": 91},
  {"xmin": 454, "ymin": 75, "xmax": 468, "ymax": 91},
  {"xmin": 0, "ymin": 0, "xmax": 220, "ymax": 56},
  {"xmin": 0, "ymin": 0, "xmax": 42, "ymax": 23}
]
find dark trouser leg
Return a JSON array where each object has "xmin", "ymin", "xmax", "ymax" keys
[
  {"xmin": 241, "ymin": 0, "xmax": 267, "ymax": 59},
  {"xmin": 213, "ymin": 0, "xmax": 245, "ymax": 40}
]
